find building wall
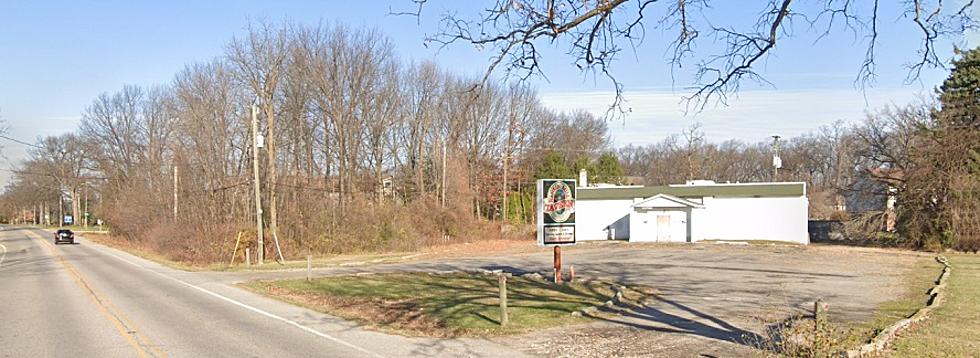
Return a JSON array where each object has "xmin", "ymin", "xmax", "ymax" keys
[
  {"xmin": 576, "ymin": 199, "xmax": 632, "ymax": 240},
  {"xmin": 577, "ymin": 195, "xmax": 809, "ymax": 244},
  {"xmin": 629, "ymin": 209, "xmax": 689, "ymax": 242},
  {"xmin": 692, "ymin": 196, "xmax": 809, "ymax": 243}
]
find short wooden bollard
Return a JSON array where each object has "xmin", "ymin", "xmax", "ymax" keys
[
  {"xmin": 569, "ymin": 265, "xmax": 576, "ymax": 282},
  {"xmin": 245, "ymin": 248, "xmax": 251, "ymax": 267},
  {"xmin": 814, "ymin": 299, "xmax": 829, "ymax": 323},
  {"xmin": 498, "ymin": 273, "xmax": 509, "ymax": 326},
  {"xmin": 306, "ymin": 254, "xmax": 313, "ymax": 281}
]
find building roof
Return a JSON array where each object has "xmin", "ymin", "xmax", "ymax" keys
[
  {"xmin": 631, "ymin": 194, "xmax": 705, "ymax": 209},
  {"xmin": 578, "ymin": 182, "xmax": 806, "ymax": 200}
]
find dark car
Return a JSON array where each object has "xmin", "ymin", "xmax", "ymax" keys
[{"xmin": 54, "ymin": 229, "xmax": 74, "ymax": 245}]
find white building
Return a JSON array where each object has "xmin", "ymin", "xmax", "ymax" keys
[{"xmin": 576, "ymin": 180, "xmax": 809, "ymax": 244}]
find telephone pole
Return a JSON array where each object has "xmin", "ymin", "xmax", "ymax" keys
[
  {"xmin": 771, "ymin": 135, "xmax": 782, "ymax": 181},
  {"xmin": 251, "ymin": 102, "xmax": 265, "ymax": 265},
  {"xmin": 441, "ymin": 142, "xmax": 447, "ymax": 207},
  {"xmin": 84, "ymin": 186, "xmax": 89, "ymax": 228},
  {"xmin": 502, "ymin": 118, "xmax": 515, "ymax": 223},
  {"xmin": 173, "ymin": 165, "xmax": 179, "ymax": 221}
]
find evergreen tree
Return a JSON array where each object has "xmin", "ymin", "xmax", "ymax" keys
[
  {"xmin": 534, "ymin": 151, "xmax": 575, "ymax": 180},
  {"xmin": 934, "ymin": 48, "xmax": 980, "ymax": 250},
  {"xmin": 900, "ymin": 47, "xmax": 980, "ymax": 249},
  {"xmin": 592, "ymin": 152, "xmax": 625, "ymax": 185}
]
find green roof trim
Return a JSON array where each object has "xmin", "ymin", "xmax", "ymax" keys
[{"xmin": 578, "ymin": 183, "xmax": 806, "ymax": 200}]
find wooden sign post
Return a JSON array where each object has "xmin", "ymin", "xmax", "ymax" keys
[
  {"xmin": 537, "ymin": 179, "xmax": 576, "ymax": 284},
  {"xmin": 554, "ymin": 246, "xmax": 562, "ymax": 283}
]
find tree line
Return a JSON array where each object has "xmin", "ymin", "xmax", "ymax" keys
[
  {"xmin": 0, "ymin": 22, "xmax": 614, "ymax": 262},
  {"xmin": 1, "ymin": 23, "xmax": 976, "ymax": 262}
]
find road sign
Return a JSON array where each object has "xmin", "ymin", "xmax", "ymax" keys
[{"xmin": 537, "ymin": 179, "xmax": 576, "ymax": 246}]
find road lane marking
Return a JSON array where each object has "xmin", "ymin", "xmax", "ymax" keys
[
  {"xmin": 85, "ymin": 234, "xmax": 382, "ymax": 357},
  {"xmin": 26, "ymin": 230, "xmax": 167, "ymax": 358}
]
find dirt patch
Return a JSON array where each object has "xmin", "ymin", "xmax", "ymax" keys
[
  {"xmin": 419, "ymin": 239, "xmax": 538, "ymax": 258},
  {"xmin": 510, "ymin": 324, "xmax": 759, "ymax": 358}
]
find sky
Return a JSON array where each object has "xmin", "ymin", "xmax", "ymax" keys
[{"xmin": 0, "ymin": 1, "xmax": 977, "ymax": 185}]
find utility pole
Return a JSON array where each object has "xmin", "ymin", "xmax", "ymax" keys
[
  {"xmin": 265, "ymin": 99, "xmax": 283, "ymax": 264},
  {"xmin": 173, "ymin": 165, "xmax": 179, "ymax": 221},
  {"xmin": 771, "ymin": 135, "xmax": 782, "ymax": 182},
  {"xmin": 251, "ymin": 102, "xmax": 265, "ymax": 265},
  {"xmin": 441, "ymin": 142, "xmax": 447, "ymax": 207},
  {"xmin": 501, "ymin": 153, "xmax": 509, "ymax": 223},
  {"xmin": 502, "ymin": 116, "xmax": 515, "ymax": 224},
  {"xmin": 83, "ymin": 186, "xmax": 89, "ymax": 228}
]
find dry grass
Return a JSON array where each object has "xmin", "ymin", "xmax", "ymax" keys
[
  {"xmin": 754, "ymin": 254, "xmax": 940, "ymax": 357},
  {"xmin": 889, "ymin": 254, "xmax": 980, "ymax": 356},
  {"xmin": 86, "ymin": 193, "xmax": 532, "ymax": 268},
  {"xmin": 242, "ymin": 272, "xmax": 634, "ymax": 337}
]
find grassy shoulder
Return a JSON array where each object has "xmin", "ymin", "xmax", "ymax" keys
[
  {"xmin": 888, "ymin": 254, "xmax": 980, "ymax": 356},
  {"xmin": 76, "ymin": 228, "xmax": 537, "ymax": 272},
  {"xmin": 242, "ymin": 272, "xmax": 643, "ymax": 337},
  {"xmin": 81, "ymin": 232, "xmax": 209, "ymax": 271},
  {"xmin": 845, "ymin": 254, "xmax": 940, "ymax": 345},
  {"xmin": 759, "ymin": 254, "xmax": 939, "ymax": 356}
]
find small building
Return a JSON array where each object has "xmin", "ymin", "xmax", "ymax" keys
[{"xmin": 576, "ymin": 180, "xmax": 809, "ymax": 244}]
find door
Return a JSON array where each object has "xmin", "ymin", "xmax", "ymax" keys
[{"xmin": 656, "ymin": 215, "xmax": 670, "ymax": 242}]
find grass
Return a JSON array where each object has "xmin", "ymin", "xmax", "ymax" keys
[
  {"xmin": 763, "ymin": 253, "xmax": 977, "ymax": 357},
  {"xmin": 888, "ymin": 254, "xmax": 980, "ymax": 357},
  {"xmin": 844, "ymin": 255, "xmax": 940, "ymax": 345},
  {"xmin": 30, "ymin": 224, "xmax": 109, "ymax": 232},
  {"xmin": 220, "ymin": 252, "xmax": 425, "ymax": 272},
  {"xmin": 756, "ymin": 254, "xmax": 939, "ymax": 357},
  {"xmin": 79, "ymin": 232, "xmax": 208, "ymax": 272},
  {"xmin": 78, "ymin": 230, "xmax": 426, "ymax": 272},
  {"xmin": 243, "ymin": 272, "xmax": 636, "ymax": 337}
]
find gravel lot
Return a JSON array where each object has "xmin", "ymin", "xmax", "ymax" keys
[{"xmin": 216, "ymin": 241, "xmax": 931, "ymax": 357}]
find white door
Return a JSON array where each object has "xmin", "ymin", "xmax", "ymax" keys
[{"xmin": 656, "ymin": 215, "xmax": 670, "ymax": 242}]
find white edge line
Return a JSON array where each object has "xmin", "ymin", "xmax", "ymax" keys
[{"xmin": 27, "ymin": 230, "xmax": 381, "ymax": 358}]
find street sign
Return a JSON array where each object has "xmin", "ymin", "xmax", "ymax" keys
[
  {"xmin": 536, "ymin": 179, "xmax": 576, "ymax": 246},
  {"xmin": 63, "ymin": 215, "xmax": 74, "ymax": 225}
]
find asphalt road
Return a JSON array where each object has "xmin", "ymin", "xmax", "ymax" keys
[{"xmin": 0, "ymin": 227, "xmax": 522, "ymax": 358}]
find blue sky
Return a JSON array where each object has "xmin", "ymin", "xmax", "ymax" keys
[{"xmin": 0, "ymin": 1, "xmax": 976, "ymax": 185}]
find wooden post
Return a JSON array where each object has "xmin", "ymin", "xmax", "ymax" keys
[
  {"xmin": 173, "ymin": 165, "xmax": 179, "ymax": 221},
  {"xmin": 498, "ymin": 273, "xmax": 508, "ymax": 326},
  {"xmin": 814, "ymin": 300, "xmax": 828, "ymax": 321},
  {"xmin": 553, "ymin": 245, "xmax": 562, "ymax": 283},
  {"xmin": 245, "ymin": 248, "xmax": 251, "ymax": 267},
  {"xmin": 229, "ymin": 232, "xmax": 243, "ymax": 267},
  {"xmin": 251, "ymin": 102, "xmax": 265, "ymax": 265},
  {"xmin": 813, "ymin": 299, "xmax": 828, "ymax": 348},
  {"xmin": 569, "ymin": 265, "xmax": 575, "ymax": 282},
  {"xmin": 306, "ymin": 254, "xmax": 313, "ymax": 281}
]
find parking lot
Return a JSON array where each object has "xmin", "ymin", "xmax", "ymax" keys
[{"xmin": 220, "ymin": 241, "xmax": 930, "ymax": 357}]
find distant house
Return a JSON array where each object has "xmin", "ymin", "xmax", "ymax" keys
[{"xmin": 576, "ymin": 180, "xmax": 809, "ymax": 244}]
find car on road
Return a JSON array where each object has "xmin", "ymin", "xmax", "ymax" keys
[{"xmin": 54, "ymin": 229, "xmax": 74, "ymax": 245}]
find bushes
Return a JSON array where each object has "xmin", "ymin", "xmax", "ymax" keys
[{"xmin": 280, "ymin": 196, "xmax": 517, "ymax": 256}]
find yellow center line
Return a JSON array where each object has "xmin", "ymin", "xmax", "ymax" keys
[{"xmin": 29, "ymin": 230, "xmax": 167, "ymax": 358}]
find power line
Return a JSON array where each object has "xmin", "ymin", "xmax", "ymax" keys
[{"xmin": 0, "ymin": 134, "xmax": 43, "ymax": 150}]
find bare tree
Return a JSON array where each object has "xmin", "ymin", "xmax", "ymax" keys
[
  {"xmin": 402, "ymin": 0, "xmax": 976, "ymax": 114},
  {"xmin": 227, "ymin": 21, "xmax": 290, "ymax": 259}
]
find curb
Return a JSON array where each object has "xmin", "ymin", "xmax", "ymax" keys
[{"xmin": 846, "ymin": 256, "xmax": 952, "ymax": 357}]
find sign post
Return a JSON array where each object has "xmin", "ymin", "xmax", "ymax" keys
[{"xmin": 537, "ymin": 179, "xmax": 576, "ymax": 283}]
